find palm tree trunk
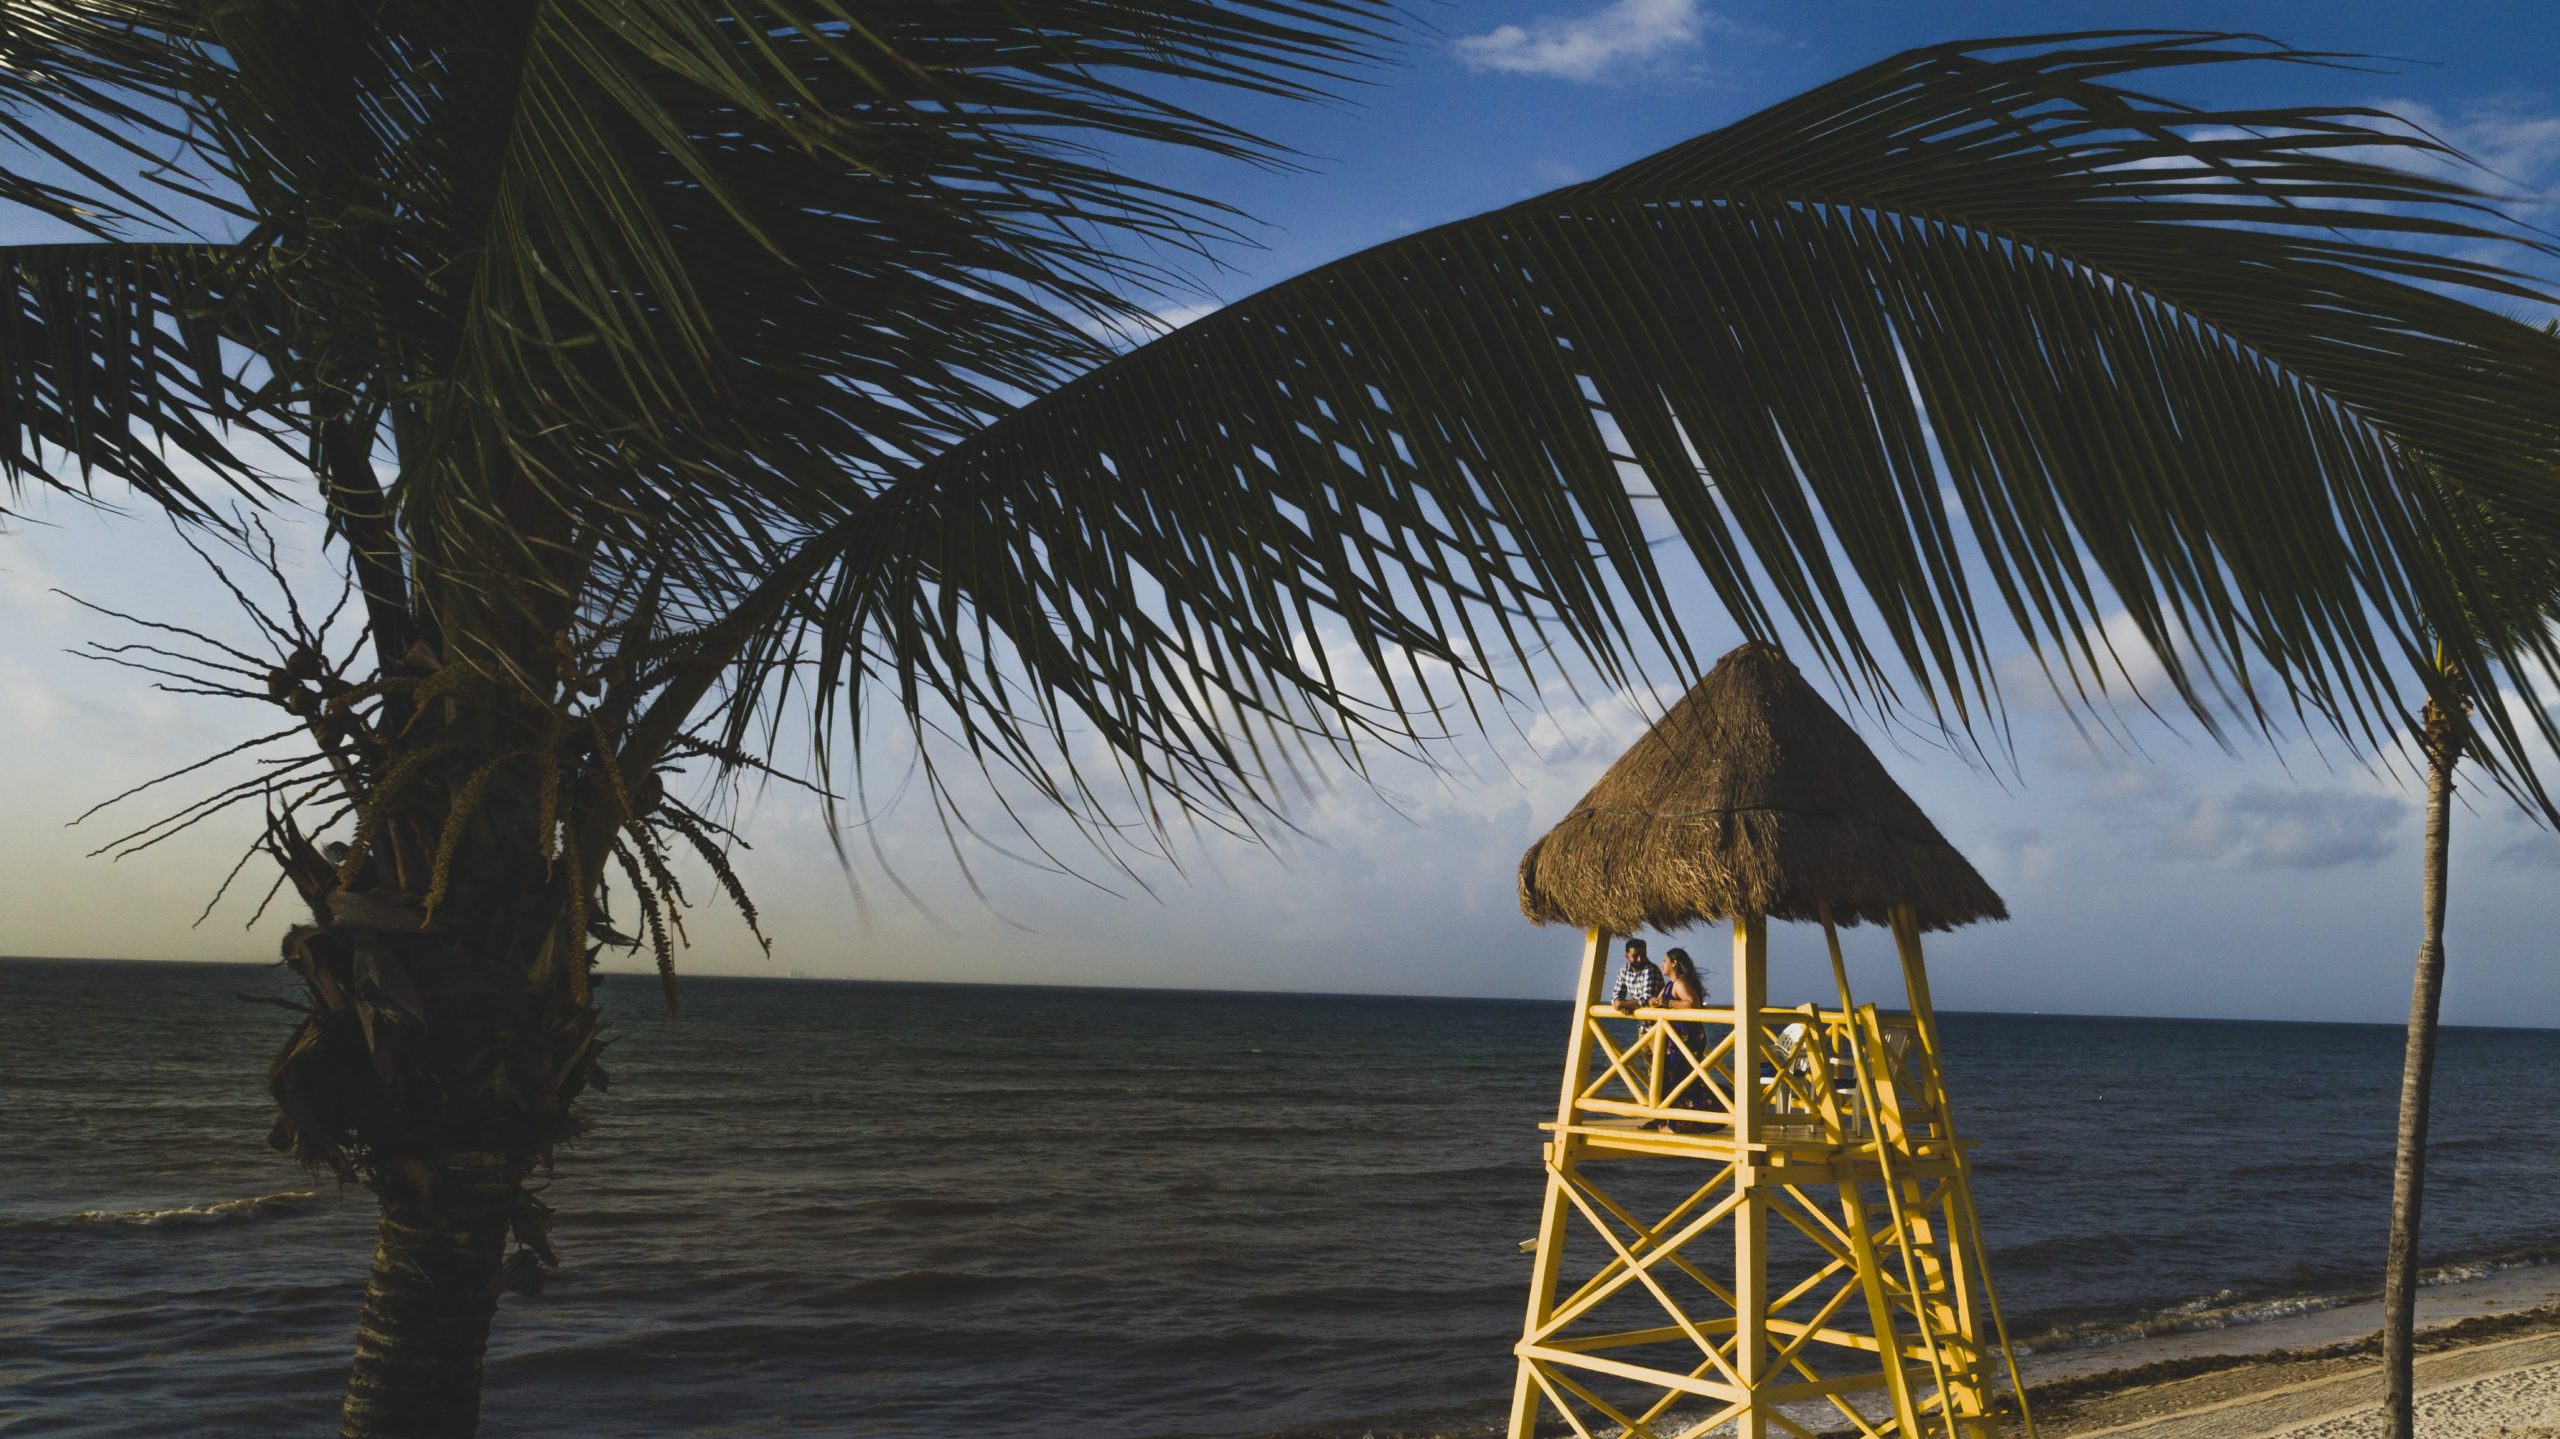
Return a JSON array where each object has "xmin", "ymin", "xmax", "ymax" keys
[
  {"xmin": 2383, "ymin": 700, "xmax": 2460, "ymax": 1439},
  {"xmin": 339, "ymin": 1153, "xmax": 528, "ymax": 1439},
  {"xmin": 266, "ymin": 739, "xmax": 598, "ymax": 1437}
]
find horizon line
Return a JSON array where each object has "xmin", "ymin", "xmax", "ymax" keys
[{"xmin": 6, "ymin": 952, "xmax": 2552, "ymax": 1034}]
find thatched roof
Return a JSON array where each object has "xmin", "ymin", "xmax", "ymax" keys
[{"xmin": 1518, "ymin": 643, "xmax": 2006, "ymax": 933}]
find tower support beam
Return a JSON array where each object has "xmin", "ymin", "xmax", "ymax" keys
[
  {"xmin": 1732, "ymin": 912, "xmax": 1770, "ymax": 1439},
  {"xmin": 1511, "ymin": 928, "xmax": 1613, "ymax": 1439}
]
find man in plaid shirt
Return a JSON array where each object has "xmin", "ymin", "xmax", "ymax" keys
[{"xmin": 1610, "ymin": 938, "xmax": 1663, "ymax": 1012}]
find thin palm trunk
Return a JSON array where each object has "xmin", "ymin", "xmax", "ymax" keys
[{"xmin": 2383, "ymin": 698, "xmax": 2460, "ymax": 1438}]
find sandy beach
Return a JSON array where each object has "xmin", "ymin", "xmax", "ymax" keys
[{"xmin": 2027, "ymin": 1263, "xmax": 2560, "ymax": 1439}]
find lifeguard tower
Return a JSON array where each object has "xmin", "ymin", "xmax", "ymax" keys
[{"xmin": 1508, "ymin": 644, "xmax": 2032, "ymax": 1439}]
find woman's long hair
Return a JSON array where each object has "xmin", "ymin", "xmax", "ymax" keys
[{"xmin": 1662, "ymin": 948, "xmax": 1702, "ymax": 1000}]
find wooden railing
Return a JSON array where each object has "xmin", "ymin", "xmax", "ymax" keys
[{"xmin": 1571, "ymin": 1003, "xmax": 1932, "ymax": 1145}]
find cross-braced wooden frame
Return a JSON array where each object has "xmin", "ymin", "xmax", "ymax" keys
[{"xmin": 1508, "ymin": 911, "xmax": 2033, "ymax": 1439}]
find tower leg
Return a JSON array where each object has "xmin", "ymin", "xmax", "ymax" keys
[
  {"xmin": 1732, "ymin": 913, "xmax": 1769, "ymax": 1439},
  {"xmin": 1507, "ymin": 1170, "xmax": 1571, "ymax": 1439},
  {"xmin": 1510, "ymin": 929, "xmax": 1611, "ymax": 1439},
  {"xmin": 1890, "ymin": 909, "xmax": 2001, "ymax": 1436},
  {"xmin": 1841, "ymin": 1172, "xmax": 1924, "ymax": 1439}
]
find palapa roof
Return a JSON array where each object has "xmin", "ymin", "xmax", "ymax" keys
[{"xmin": 1517, "ymin": 643, "xmax": 2006, "ymax": 934}]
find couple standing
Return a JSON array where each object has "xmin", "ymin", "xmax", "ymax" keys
[
  {"xmin": 1608, "ymin": 938, "xmax": 1710, "ymax": 1132},
  {"xmin": 1608, "ymin": 937, "xmax": 1707, "ymax": 1013}
]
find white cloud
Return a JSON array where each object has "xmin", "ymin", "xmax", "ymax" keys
[
  {"xmin": 2153, "ymin": 782, "xmax": 2407, "ymax": 872},
  {"xmin": 2064, "ymin": 725, "xmax": 2410, "ymax": 873},
  {"xmin": 0, "ymin": 544, "xmax": 73, "ymax": 629},
  {"xmin": 2493, "ymin": 834, "xmax": 2560, "ymax": 871},
  {"xmin": 0, "ymin": 657, "xmax": 68, "ymax": 735},
  {"xmin": 2374, "ymin": 98, "xmax": 2560, "ymax": 203},
  {"xmin": 1084, "ymin": 299, "xmax": 1223, "ymax": 352},
  {"xmin": 1997, "ymin": 607, "xmax": 2198, "ymax": 729},
  {"xmin": 1454, "ymin": 0, "xmax": 1724, "ymax": 84},
  {"xmin": 1530, "ymin": 158, "xmax": 1586, "ymax": 188},
  {"xmin": 1974, "ymin": 825, "xmax": 2056, "ymax": 885}
]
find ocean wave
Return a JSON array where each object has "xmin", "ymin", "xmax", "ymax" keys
[
  {"xmin": 1127, "ymin": 1327, "xmax": 1296, "ymax": 1359},
  {"xmin": 489, "ymin": 1316, "xmax": 1054, "ymax": 1373},
  {"xmin": 1, "ymin": 1190, "xmax": 322, "ymax": 1231},
  {"xmin": 2014, "ymin": 1243, "xmax": 2560, "ymax": 1354},
  {"xmin": 829, "ymin": 1269, "xmax": 1033, "ymax": 1304},
  {"xmin": 867, "ymin": 1196, "xmax": 1005, "ymax": 1218},
  {"xmin": 2225, "ymin": 1157, "xmax": 2394, "ymax": 1182},
  {"xmin": 2430, "ymin": 1133, "xmax": 2531, "ymax": 1155},
  {"xmin": 1241, "ymin": 1282, "xmax": 1521, "ymax": 1317},
  {"xmin": 2016, "ymin": 1288, "xmax": 2358, "ymax": 1354},
  {"xmin": 2418, "ymin": 1243, "xmax": 2560, "ymax": 1286}
]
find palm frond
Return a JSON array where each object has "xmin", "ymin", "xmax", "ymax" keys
[
  {"xmin": 159, "ymin": 1, "xmax": 1395, "ymax": 612},
  {"xmin": 0, "ymin": 1, "xmax": 204, "ymax": 234},
  {"xmin": 24, "ymin": 15, "xmax": 2560, "ymax": 905},
  {"xmin": 4, "ymin": 0, "xmax": 1399, "ymax": 662},
  {"xmin": 0, "ymin": 241, "xmax": 272, "ymax": 515},
  {"xmin": 774, "ymin": 32, "xmax": 2560, "ymax": 845}
]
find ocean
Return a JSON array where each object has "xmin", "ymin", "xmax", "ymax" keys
[{"xmin": 4, "ymin": 957, "xmax": 2558, "ymax": 1437}]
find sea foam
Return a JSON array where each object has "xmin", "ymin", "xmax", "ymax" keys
[{"xmin": 2, "ymin": 1190, "xmax": 321, "ymax": 1231}]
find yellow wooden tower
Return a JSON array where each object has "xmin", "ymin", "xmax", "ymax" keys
[{"xmin": 1508, "ymin": 644, "xmax": 2032, "ymax": 1439}]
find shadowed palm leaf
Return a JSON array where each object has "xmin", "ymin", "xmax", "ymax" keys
[
  {"xmin": 15, "ymin": 17, "xmax": 2560, "ymax": 818},
  {"xmin": 767, "ymin": 35, "xmax": 2560, "ymax": 857}
]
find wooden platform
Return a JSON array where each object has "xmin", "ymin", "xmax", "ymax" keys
[{"xmin": 1546, "ymin": 1116, "xmax": 1971, "ymax": 1175}]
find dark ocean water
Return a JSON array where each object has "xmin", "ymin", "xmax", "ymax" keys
[{"xmin": 4, "ymin": 958, "xmax": 2559, "ymax": 1438}]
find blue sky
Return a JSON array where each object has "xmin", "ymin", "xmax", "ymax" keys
[{"xmin": 5, "ymin": 2, "xmax": 2560, "ymax": 1025}]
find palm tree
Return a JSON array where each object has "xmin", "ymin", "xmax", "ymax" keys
[
  {"xmin": 10, "ymin": 8, "xmax": 2560, "ymax": 1436},
  {"xmin": 2385, "ymin": 660, "xmax": 2462, "ymax": 1439},
  {"xmin": 2382, "ymin": 469, "xmax": 2560, "ymax": 1439}
]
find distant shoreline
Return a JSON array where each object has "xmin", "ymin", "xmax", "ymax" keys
[{"xmin": 7, "ymin": 952, "xmax": 2557, "ymax": 1033}]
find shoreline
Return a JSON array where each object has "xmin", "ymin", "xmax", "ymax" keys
[
  {"xmin": 2027, "ymin": 1255, "xmax": 2560, "ymax": 1389},
  {"xmin": 2031, "ymin": 1301, "xmax": 2560, "ymax": 1438},
  {"xmin": 2013, "ymin": 1261, "xmax": 2560, "ymax": 1437},
  {"xmin": 1247, "ymin": 1263, "xmax": 2560, "ymax": 1439}
]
